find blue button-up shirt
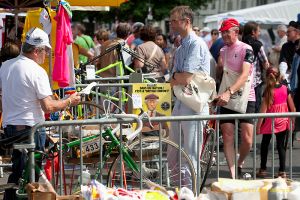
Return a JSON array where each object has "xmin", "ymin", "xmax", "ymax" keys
[{"xmin": 173, "ymin": 31, "xmax": 210, "ymax": 74}]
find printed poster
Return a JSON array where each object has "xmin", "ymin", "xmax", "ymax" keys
[{"xmin": 132, "ymin": 83, "xmax": 171, "ymax": 137}]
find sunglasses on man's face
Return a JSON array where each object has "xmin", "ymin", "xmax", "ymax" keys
[{"xmin": 193, "ymin": 29, "xmax": 200, "ymax": 32}]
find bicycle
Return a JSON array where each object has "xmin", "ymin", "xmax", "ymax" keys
[
  {"xmin": 67, "ymin": 102, "xmax": 197, "ymax": 192},
  {"xmin": 66, "ymin": 97, "xmax": 214, "ymax": 193}
]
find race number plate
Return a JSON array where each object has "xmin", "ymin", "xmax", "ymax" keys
[{"xmin": 81, "ymin": 138, "xmax": 100, "ymax": 156}]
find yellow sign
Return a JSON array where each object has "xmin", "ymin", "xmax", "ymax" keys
[{"xmin": 132, "ymin": 83, "xmax": 171, "ymax": 137}]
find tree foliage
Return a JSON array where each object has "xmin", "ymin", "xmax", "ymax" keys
[
  {"xmin": 115, "ymin": 0, "xmax": 213, "ymax": 22},
  {"xmin": 73, "ymin": 0, "xmax": 212, "ymax": 24}
]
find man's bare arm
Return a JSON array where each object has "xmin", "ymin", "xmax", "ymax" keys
[{"xmin": 40, "ymin": 92, "xmax": 81, "ymax": 114}]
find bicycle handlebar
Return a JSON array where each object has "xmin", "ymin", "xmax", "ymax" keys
[{"xmin": 112, "ymin": 113, "xmax": 143, "ymax": 142}]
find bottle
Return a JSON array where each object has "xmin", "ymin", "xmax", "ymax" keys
[
  {"xmin": 268, "ymin": 178, "xmax": 288, "ymax": 200},
  {"xmin": 79, "ymin": 169, "xmax": 91, "ymax": 185},
  {"xmin": 287, "ymin": 182, "xmax": 300, "ymax": 200}
]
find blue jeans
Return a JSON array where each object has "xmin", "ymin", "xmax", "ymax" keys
[{"xmin": 3, "ymin": 126, "xmax": 46, "ymax": 200}]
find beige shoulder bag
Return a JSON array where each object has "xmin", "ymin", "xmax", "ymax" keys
[{"xmin": 218, "ymin": 51, "xmax": 251, "ymax": 113}]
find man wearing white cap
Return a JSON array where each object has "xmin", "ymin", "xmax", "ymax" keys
[
  {"xmin": 201, "ymin": 26, "xmax": 212, "ymax": 46},
  {"xmin": 0, "ymin": 27, "xmax": 80, "ymax": 199},
  {"xmin": 269, "ymin": 24, "xmax": 287, "ymax": 67}
]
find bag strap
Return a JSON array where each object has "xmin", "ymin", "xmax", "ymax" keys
[
  {"xmin": 148, "ymin": 43, "xmax": 158, "ymax": 61},
  {"xmin": 224, "ymin": 49, "xmax": 251, "ymax": 78},
  {"xmin": 224, "ymin": 49, "xmax": 229, "ymax": 71}
]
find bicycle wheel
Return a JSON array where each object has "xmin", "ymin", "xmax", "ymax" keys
[
  {"xmin": 71, "ymin": 101, "xmax": 105, "ymax": 119},
  {"xmin": 200, "ymin": 125, "xmax": 216, "ymax": 192},
  {"xmin": 107, "ymin": 137, "xmax": 196, "ymax": 193}
]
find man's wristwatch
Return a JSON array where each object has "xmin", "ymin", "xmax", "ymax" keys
[{"xmin": 227, "ymin": 87, "xmax": 234, "ymax": 95}]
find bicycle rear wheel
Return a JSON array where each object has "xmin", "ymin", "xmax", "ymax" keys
[
  {"xmin": 200, "ymin": 125, "xmax": 216, "ymax": 192},
  {"xmin": 107, "ymin": 137, "xmax": 196, "ymax": 193}
]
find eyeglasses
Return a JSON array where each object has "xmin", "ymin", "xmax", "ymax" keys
[
  {"xmin": 193, "ymin": 29, "xmax": 200, "ymax": 32},
  {"xmin": 221, "ymin": 28, "xmax": 237, "ymax": 35},
  {"xmin": 37, "ymin": 47, "xmax": 50, "ymax": 53},
  {"xmin": 146, "ymin": 99, "xmax": 158, "ymax": 103},
  {"xmin": 212, "ymin": 32, "xmax": 219, "ymax": 35},
  {"xmin": 169, "ymin": 18, "xmax": 188, "ymax": 24}
]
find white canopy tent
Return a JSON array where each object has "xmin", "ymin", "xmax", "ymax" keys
[{"xmin": 204, "ymin": 0, "xmax": 300, "ymax": 29}]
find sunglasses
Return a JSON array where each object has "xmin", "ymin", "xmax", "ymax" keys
[{"xmin": 193, "ymin": 29, "xmax": 200, "ymax": 32}]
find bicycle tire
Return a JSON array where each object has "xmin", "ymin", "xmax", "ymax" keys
[
  {"xmin": 107, "ymin": 136, "xmax": 196, "ymax": 193},
  {"xmin": 71, "ymin": 101, "xmax": 105, "ymax": 119},
  {"xmin": 200, "ymin": 126, "xmax": 216, "ymax": 192}
]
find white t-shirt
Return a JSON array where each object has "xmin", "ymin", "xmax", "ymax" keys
[{"xmin": 0, "ymin": 55, "xmax": 53, "ymax": 127}]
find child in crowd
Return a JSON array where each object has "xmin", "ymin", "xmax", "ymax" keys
[{"xmin": 256, "ymin": 67, "xmax": 296, "ymax": 178}]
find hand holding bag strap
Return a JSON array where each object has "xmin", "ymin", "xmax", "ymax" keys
[
  {"xmin": 173, "ymin": 71, "xmax": 216, "ymax": 112},
  {"xmin": 218, "ymin": 50, "xmax": 251, "ymax": 113}
]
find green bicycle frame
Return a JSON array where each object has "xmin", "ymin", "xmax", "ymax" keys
[
  {"xmin": 61, "ymin": 127, "xmax": 139, "ymax": 179},
  {"xmin": 95, "ymin": 61, "xmax": 133, "ymax": 103},
  {"xmin": 20, "ymin": 126, "xmax": 139, "ymax": 194}
]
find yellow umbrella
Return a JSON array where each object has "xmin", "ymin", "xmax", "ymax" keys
[{"xmin": 54, "ymin": 0, "xmax": 128, "ymax": 7}]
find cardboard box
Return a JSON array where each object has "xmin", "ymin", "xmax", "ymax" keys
[
  {"xmin": 56, "ymin": 195, "xmax": 83, "ymax": 200},
  {"xmin": 26, "ymin": 183, "xmax": 82, "ymax": 200},
  {"xmin": 31, "ymin": 192, "xmax": 56, "ymax": 200},
  {"xmin": 26, "ymin": 182, "xmax": 56, "ymax": 200}
]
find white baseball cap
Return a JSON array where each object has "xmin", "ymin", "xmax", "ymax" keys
[
  {"xmin": 25, "ymin": 27, "xmax": 51, "ymax": 49},
  {"xmin": 201, "ymin": 27, "xmax": 211, "ymax": 33}
]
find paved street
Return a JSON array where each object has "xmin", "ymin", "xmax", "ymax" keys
[{"xmin": 205, "ymin": 134, "xmax": 300, "ymax": 187}]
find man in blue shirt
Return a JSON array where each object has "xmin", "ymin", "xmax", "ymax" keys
[{"xmin": 168, "ymin": 5, "xmax": 211, "ymax": 188}]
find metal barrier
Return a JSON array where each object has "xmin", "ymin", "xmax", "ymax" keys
[
  {"xmin": 148, "ymin": 112, "xmax": 300, "ymax": 194},
  {"xmin": 12, "ymin": 105, "xmax": 300, "ymax": 196},
  {"xmin": 73, "ymin": 83, "xmax": 300, "ymax": 184}
]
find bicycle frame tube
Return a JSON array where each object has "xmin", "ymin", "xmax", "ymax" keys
[
  {"xmin": 94, "ymin": 61, "xmax": 129, "ymax": 103},
  {"xmin": 95, "ymin": 62, "xmax": 134, "ymax": 76},
  {"xmin": 95, "ymin": 62, "xmax": 121, "ymax": 75},
  {"xmin": 117, "ymin": 62, "xmax": 127, "ymax": 103},
  {"xmin": 94, "ymin": 128, "xmax": 140, "ymax": 179},
  {"xmin": 35, "ymin": 126, "xmax": 140, "ymax": 181}
]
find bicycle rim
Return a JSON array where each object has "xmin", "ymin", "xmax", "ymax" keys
[
  {"xmin": 72, "ymin": 101, "xmax": 105, "ymax": 119},
  {"xmin": 107, "ymin": 137, "xmax": 196, "ymax": 193},
  {"xmin": 200, "ymin": 127, "xmax": 216, "ymax": 192}
]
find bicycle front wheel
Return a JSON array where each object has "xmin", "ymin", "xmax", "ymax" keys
[{"xmin": 107, "ymin": 137, "xmax": 196, "ymax": 193}]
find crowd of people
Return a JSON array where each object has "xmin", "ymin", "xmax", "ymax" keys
[{"xmin": 0, "ymin": 4, "xmax": 299, "ymax": 197}]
